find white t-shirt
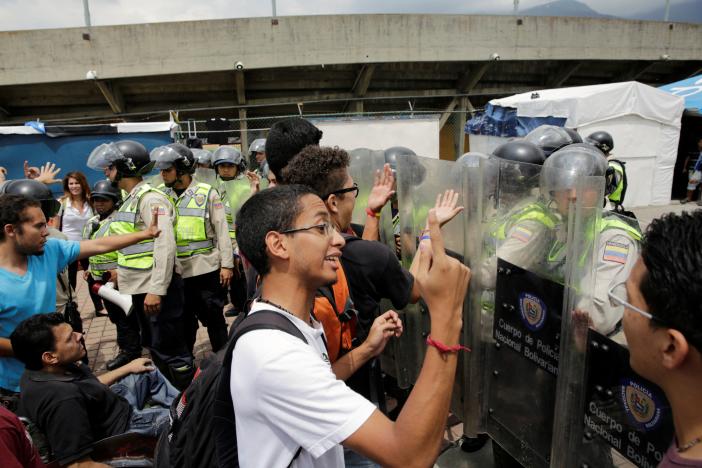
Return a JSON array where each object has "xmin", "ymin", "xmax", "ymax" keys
[
  {"xmin": 60, "ymin": 199, "xmax": 94, "ymax": 242},
  {"xmin": 230, "ymin": 301, "xmax": 376, "ymax": 468}
]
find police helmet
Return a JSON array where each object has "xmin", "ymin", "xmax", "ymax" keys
[
  {"xmin": 248, "ymin": 138, "xmax": 266, "ymax": 156},
  {"xmin": 1, "ymin": 179, "xmax": 61, "ymax": 218},
  {"xmin": 585, "ymin": 131, "xmax": 614, "ymax": 155},
  {"xmin": 524, "ymin": 125, "xmax": 581, "ymax": 158},
  {"xmin": 87, "ymin": 140, "xmax": 154, "ymax": 178},
  {"xmin": 384, "ymin": 146, "xmax": 426, "ymax": 186},
  {"xmin": 212, "ymin": 146, "xmax": 246, "ymax": 173},
  {"xmin": 492, "ymin": 141, "xmax": 545, "ymax": 165},
  {"xmin": 90, "ymin": 179, "xmax": 121, "ymax": 203},
  {"xmin": 150, "ymin": 143, "xmax": 195, "ymax": 175},
  {"xmin": 192, "ymin": 149, "xmax": 213, "ymax": 167},
  {"xmin": 539, "ymin": 143, "xmax": 607, "ymax": 197},
  {"xmin": 456, "ymin": 152, "xmax": 490, "ymax": 168}
]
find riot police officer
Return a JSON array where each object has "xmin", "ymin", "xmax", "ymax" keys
[
  {"xmin": 539, "ymin": 143, "xmax": 641, "ymax": 335},
  {"xmin": 150, "ymin": 143, "xmax": 233, "ymax": 353},
  {"xmin": 585, "ymin": 131, "xmax": 628, "ymax": 211},
  {"xmin": 248, "ymin": 138, "xmax": 268, "ymax": 180},
  {"xmin": 82, "ymin": 179, "xmax": 142, "ymax": 370},
  {"xmin": 213, "ymin": 146, "xmax": 255, "ymax": 316},
  {"xmin": 87, "ymin": 140, "xmax": 194, "ymax": 390},
  {"xmin": 384, "ymin": 146, "xmax": 425, "ymax": 258},
  {"xmin": 524, "ymin": 124, "xmax": 582, "ymax": 158}
]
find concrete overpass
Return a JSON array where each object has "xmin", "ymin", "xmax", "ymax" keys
[{"xmin": 0, "ymin": 14, "xmax": 700, "ymax": 125}]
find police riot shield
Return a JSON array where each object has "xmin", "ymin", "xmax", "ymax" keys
[
  {"xmin": 474, "ymin": 157, "xmax": 605, "ymax": 467},
  {"xmin": 347, "ymin": 148, "xmax": 387, "ymax": 230},
  {"xmin": 388, "ymin": 155, "xmax": 466, "ymax": 390},
  {"xmin": 550, "ymin": 210, "xmax": 673, "ymax": 468},
  {"xmin": 193, "ymin": 167, "xmax": 218, "ymax": 187},
  {"xmin": 219, "ymin": 178, "xmax": 254, "ymax": 223}
]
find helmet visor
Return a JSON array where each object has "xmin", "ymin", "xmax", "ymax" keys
[
  {"xmin": 87, "ymin": 143, "xmax": 126, "ymax": 170},
  {"xmin": 213, "ymin": 147, "xmax": 243, "ymax": 167},
  {"xmin": 524, "ymin": 126, "xmax": 572, "ymax": 152},
  {"xmin": 192, "ymin": 149, "xmax": 212, "ymax": 165},
  {"xmin": 150, "ymin": 146, "xmax": 183, "ymax": 170}
]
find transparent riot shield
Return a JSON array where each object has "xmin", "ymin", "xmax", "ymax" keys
[
  {"xmin": 219, "ymin": 177, "xmax": 254, "ymax": 222},
  {"xmin": 476, "ymin": 160, "xmax": 604, "ymax": 467},
  {"xmin": 551, "ymin": 210, "xmax": 673, "ymax": 468},
  {"xmin": 193, "ymin": 167, "xmax": 218, "ymax": 187},
  {"xmin": 389, "ymin": 155, "xmax": 464, "ymax": 389},
  {"xmin": 347, "ymin": 148, "xmax": 387, "ymax": 229}
]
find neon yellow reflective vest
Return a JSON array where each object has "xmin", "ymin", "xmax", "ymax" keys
[
  {"xmin": 485, "ymin": 201, "xmax": 559, "ymax": 257},
  {"xmin": 218, "ymin": 178, "xmax": 252, "ymax": 240},
  {"xmin": 111, "ymin": 184, "xmax": 173, "ymax": 270},
  {"xmin": 173, "ymin": 182, "xmax": 215, "ymax": 258},
  {"xmin": 82, "ymin": 214, "xmax": 118, "ymax": 278},
  {"xmin": 608, "ymin": 160, "xmax": 625, "ymax": 204}
]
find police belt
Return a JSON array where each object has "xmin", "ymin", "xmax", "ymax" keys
[{"xmin": 176, "ymin": 239, "xmax": 214, "ymax": 254}]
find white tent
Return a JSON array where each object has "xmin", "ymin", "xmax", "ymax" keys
[{"xmin": 487, "ymin": 82, "xmax": 686, "ymax": 207}]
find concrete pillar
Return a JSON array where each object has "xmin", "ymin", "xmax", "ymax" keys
[{"xmin": 239, "ymin": 108, "xmax": 248, "ymax": 156}]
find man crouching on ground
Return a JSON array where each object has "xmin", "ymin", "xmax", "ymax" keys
[
  {"xmin": 233, "ymin": 184, "xmax": 471, "ymax": 468},
  {"xmin": 11, "ymin": 313, "xmax": 178, "ymax": 468}
]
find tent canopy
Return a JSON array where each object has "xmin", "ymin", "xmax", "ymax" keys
[
  {"xmin": 465, "ymin": 82, "xmax": 686, "ymax": 207},
  {"xmin": 465, "ymin": 81, "xmax": 684, "ymax": 137},
  {"xmin": 659, "ymin": 74, "xmax": 702, "ymax": 116}
]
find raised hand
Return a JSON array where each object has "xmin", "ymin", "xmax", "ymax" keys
[
  {"xmin": 367, "ymin": 163, "xmax": 396, "ymax": 213},
  {"xmin": 431, "ymin": 189, "xmax": 464, "ymax": 227},
  {"xmin": 24, "ymin": 160, "xmax": 40, "ymax": 179},
  {"xmin": 35, "ymin": 162, "xmax": 62, "ymax": 185},
  {"xmin": 363, "ymin": 310, "xmax": 404, "ymax": 357},
  {"xmin": 144, "ymin": 206, "xmax": 163, "ymax": 239}
]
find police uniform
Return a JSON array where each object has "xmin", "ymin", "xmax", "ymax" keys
[
  {"xmin": 111, "ymin": 180, "xmax": 193, "ymax": 389},
  {"xmin": 166, "ymin": 179, "xmax": 233, "ymax": 353},
  {"xmin": 82, "ymin": 212, "xmax": 142, "ymax": 360},
  {"xmin": 218, "ymin": 176, "xmax": 252, "ymax": 313},
  {"xmin": 607, "ymin": 159, "xmax": 626, "ymax": 208},
  {"xmin": 539, "ymin": 212, "xmax": 641, "ymax": 334}
]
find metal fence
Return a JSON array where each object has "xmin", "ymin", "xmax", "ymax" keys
[{"xmin": 173, "ymin": 109, "xmax": 477, "ymax": 161}]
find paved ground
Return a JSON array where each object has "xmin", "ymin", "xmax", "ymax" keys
[{"xmin": 73, "ymin": 201, "xmax": 699, "ymax": 467}]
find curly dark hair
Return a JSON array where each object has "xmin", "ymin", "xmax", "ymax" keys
[
  {"xmin": 281, "ymin": 146, "xmax": 350, "ymax": 199},
  {"xmin": 235, "ymin": 184, "xmax": 317, "ymax": 276},
  {"xmin": 265, "ymin": 118, "xmax": 323, "ymax": 183},
  {"xmin": 640, "ymin": 210, "xmax": 702, "ymax": 350}
]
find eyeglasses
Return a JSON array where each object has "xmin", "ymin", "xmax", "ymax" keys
[
  {"xmin": 280, "ymin": 221, "xmax": 336, "ymax": 238},
  {"xmin": 607, "ymin": 280, "xmax": 655, "ymax": 321},
  {"xmin": 324, "ymin": 183, "xmax": 359, "ymax": 200}
]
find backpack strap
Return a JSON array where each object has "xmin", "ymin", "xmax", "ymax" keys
[{"xmin": 213, "ymin": 310, "xmax": 308, "ymax": 468}]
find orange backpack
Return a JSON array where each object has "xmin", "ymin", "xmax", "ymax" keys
[{"xmin": 312, "ymin": 261, "xmax": 358, "ymax": 363}]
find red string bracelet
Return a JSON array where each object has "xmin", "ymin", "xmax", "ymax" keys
[
  {"xmin": 426, "ymin": 336, "xmax": 471, "ymax": 353},
  {"xmin": 366, "ymin": 207, "xmax": 381, "ymax": 218}
]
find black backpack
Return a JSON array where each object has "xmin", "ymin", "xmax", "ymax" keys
[{"xmin": 154, "ymin": 310, "xmax": 307, "ymax": 468}]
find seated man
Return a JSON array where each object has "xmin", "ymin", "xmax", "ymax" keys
[
  {"xmin": 618, "ymin": 211, "xmax": 702, "ymax": 466},
  {"xmin": 232, "ymin": 185, "xmax": 470, "ymax": 467},
  {"xmin": 11, "ymin": 313, "xmax": 177, "ymax": 468}
]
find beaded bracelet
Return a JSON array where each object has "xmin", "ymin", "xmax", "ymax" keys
[{"xmin": 426, "ymin": 335, "xmax": 471, "ymax": 353}]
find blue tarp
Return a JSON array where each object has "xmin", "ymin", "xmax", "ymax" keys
[
  {"xmin": 0, "ymin": 132, "xmax": 173, "ymax": 196},
  {"xmin": 465, "ymin": 103, "xmax": 566, "ymax": 137},
  {"xmin": 659, "ymin": 75, "xmax": 702, "ymax": 115}
]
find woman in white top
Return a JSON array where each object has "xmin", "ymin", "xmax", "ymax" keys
[{"xmin": 57, "ymin": 171, "xmax": 104, "ymax": 315}]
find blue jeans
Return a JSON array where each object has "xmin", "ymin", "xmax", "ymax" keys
[
  {"xmin": 110, "ymin": 369, "xmax": 178, "ymax": 437},
  {"xmin": 343, "ymin": 447, "xmax": 381, "ymax": 468}
]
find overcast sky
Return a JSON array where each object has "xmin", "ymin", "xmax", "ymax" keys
[{"xmin": 0, "ymin": 0, "xmax": 683, "ymax": 31}]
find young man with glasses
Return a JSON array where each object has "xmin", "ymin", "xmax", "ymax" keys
[
  {"xmin": 232, "ymin": 184, "xmax": 471, "ymax": 467},
  {"xmin": 609, "ymin": 211, "xmax": 702, "ymax": 466}
]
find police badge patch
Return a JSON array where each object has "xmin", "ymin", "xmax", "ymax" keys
[
  {"xmin": 518, "ymin": 292, "xmax": 547, "ymax": 331},
  {"xmin": 620, "ymin": 378, "xmax": 663, "ymax": 431},
  {"xmin": 194, "ymin": 193, "xmax": 206, "ymax": 206}
]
